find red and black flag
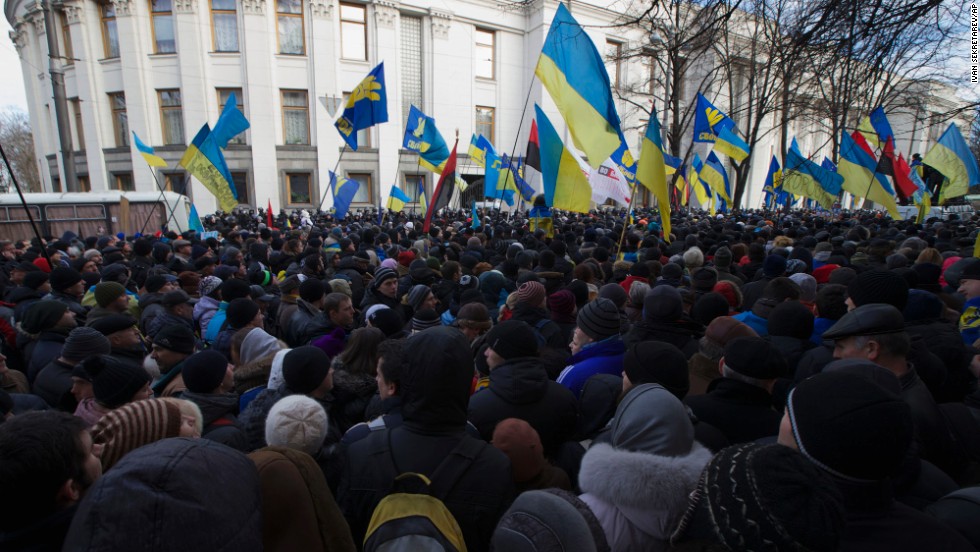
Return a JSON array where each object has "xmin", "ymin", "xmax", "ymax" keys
[
  {"xmin": 423, "ymin": 140, "xmax": 458, "ymax": 233},
  {"xmin": 525, "ymin": 120, "xmax": 542, "ymax": 189}
]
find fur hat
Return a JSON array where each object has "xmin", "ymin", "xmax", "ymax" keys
[
  {"xmin": 62, "ymin": 326, "xmax": 112, "ymax": 361},
  {"xmin": 264, "ymin": 395, "xmax": 329, "ymax": 456}
]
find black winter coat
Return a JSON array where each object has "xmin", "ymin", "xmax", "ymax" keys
[
  {"xmin": 181, "ymin": 391, "xmax": 248, "ymax": 452},
  {"xmin": 684, "ymin": 377, "xmax": 781, "ymax": 444},
  {"xmin": 32, "ymin": 358, "xmax": 77, "ymax": 411}
]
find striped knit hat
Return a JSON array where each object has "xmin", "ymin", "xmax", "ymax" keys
[{"xmin": 92, "ymin": 398, "xmax": 184, "ymax": 471}]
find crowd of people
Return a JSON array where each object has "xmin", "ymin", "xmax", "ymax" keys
[{"xmin": 2, "ymin": 204, "xmax": 980, "ymax": 551}]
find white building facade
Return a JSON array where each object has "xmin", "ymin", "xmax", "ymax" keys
[{"xmin": 5, "ymin": 0, "xmax": 971, "ymax": 215}]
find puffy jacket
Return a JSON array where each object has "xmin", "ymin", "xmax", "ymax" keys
[
  {"xmin": 194, "ymin": 295, "xmax": 220, "ymax": 336},
  {"xmin": 557, "ymin": 337, "xmax": 626, "ymax": 398}
]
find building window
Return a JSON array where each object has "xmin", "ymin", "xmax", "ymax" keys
[
  {"xmin": 164, "ymin": 172, "xmax": 191, "ymax": 196},
  {"xmin": 150, "ymin": 0, "xmax": 176, "ymax": 54},
  {"xmin": 400, "ymin": 15, "xmax": 422, "ymax": 125},
  {"xmin": 211, "ymin": 0, "xmax": 239, "ymax": 52},
  {"xmin": 231, "ymin": 171, "xmax": 250, "ymax": 205},
  {"xmin": 475, "ymin": 106, "xmax": 495, "ymax": 143},
  {"xmin": 60, "ymin": 12, "xmax": 73, "ymax": 65},
  {"xmin": 606, "ymin": 41, "xmax": 622, "ymax": 90},
  {"xmin": 109, "ymin": 92, "xmax": 128, "ymax": 147},
  {"xmin": 286, "ymin": 172, "xmax": 312, "ymax": 204},
  {"xmin": 474, "ymin": 28, "xmax": 494, "ymax": 80},
  {"xmin": 342, "ymin": 91, "xmax": 371, "ymax": 148},
  {"xmin": 281, "ymin": 90, "xmax": 309, "ymax": 145},
  {"xmin": 404, "ymin": 173, "xmax": 425, "ymax": 204},
  {"xmin": 340, "ymin": 2, "xmax": 366, "ymax": 60},
  {"xmin": 70, "ymin": 98, "xmax": 84, "ymax": 151},
  {"xmin": 113, "ymin": 173, "xmax": 135, "ymax": 191},
  {"xmin": 77, "ymin": 176, "xmax": 90, "ymax": 192},
  {"xmin": 277, "ymin": 0, "xmax": 305, "ymax": 55},
  {"xmin": 158, "ymin": 89, "xmax": 184, "ymax": 145},
  {"xmin": 101, "ymin": 4, "xmax": 119, "ymax": 59},
  {"xmin": 348, "ymin": 172, "xmax": 372, "ymax": 203},
  {"xmin": 217, "ymin": 88, "xmax": 246, "ymax": 144}
]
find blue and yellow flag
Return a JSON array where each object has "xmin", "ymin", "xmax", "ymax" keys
[
  {"xmin": 693, "ymin": 94, "xmax": 735, "ymax": 143},
  {"xmin": 838, "ymin": 131, "xmax": 899, "ymax": 218},
  {"xmin": 535, "ymin": 3, "xmax": 622, "ymax": 169},
  {"xmin": 690, "ymin": 154, "xmax": 710, "ymax": 207},
  {"xmin": 330, "ymin": 172, "xmax": 359, "ymax": 220},
  {"xmin": 335, "ymin": 62, "xmax": 388, "ymax": 150},
  {"xmin": 211, "ymin": 92, "xmax": 250, "ymax": 148},
  {"xmin": 636, "ymin": 106, "xmax": 670, "ymax": 241},
  {"xmin": 781, "ymin": 148, "xmax": 841, "ymax": 210},
  {"xmin": 714, "ymin": 126, "xmax": 750, "ymax": 163},
  {"xmin": 869, "ymin": 107, "xmax": 895, "ymax": 144},
  {"xmin": 468, "ymin": 134, "xmax": 494, "ymax": 168},
  {"xmin": 529, "ymin": 202, "xmax": 554, "ymax": 238},
  {"xmin": 179, "ymin": 124, "xmax": 239, "ymax": 212},
  {"xmin": 132, "ymin": 132, "xmax": 167, "ymax": 167},
  {"xmin": 763, "ymin": 156, "xmax": 782, "ymax": 208},
  {"xmin": 386, "ymin": 185, "xmax": 411, "ymax": 212},
  {"xmin": 188, "ymin": 204, "xmax": 205, "ymax": 233},
  {"xmin": 510, "ymin": 156, "xmax": 536, "ymax": 201},
  {"xmin": 403, "ymin": 105, "xmax": 449, "ymax": 173},
  {"xmin": 472, "ymin": 201, "xmax": 481, "ymax": 228},
  {"xmin": 418, "ymin": 181, "xmax": 427, "ymax": 212},
  {"xmin": 858, "ymin": 116, "xmax": 880, "ymax": 149},
  {"xmin": 496, "ymin": 154, "xmax": 519, "ymax": 206},
  {"xmin": 922, "ymin": 123, "xmax": 980, "ymax": 203},
  {"xmin": 701, "ymin": 152, "xmax": 731, "ymax": 204},
  {"xmin": 534, "ymin": 105, "xmax": 592, "ymax": 213},
  {"xmin": 664, "ymin": 153, "xmax": 682, "ymax": 175},
  {"xmin": 609, "ymin": 138, "xmax": 637, "ymax": 184}
]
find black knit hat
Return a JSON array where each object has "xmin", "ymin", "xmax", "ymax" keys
[
  {"xmin": 847, "ymin": 269, "xmax": 910, "ymax": 311},
  {"xmin": 62, "ymin": 327, "xmax": 111, "ymax": 361},
  {"xmin": 299, "ymin": 278, "xmax": 326, "ymax": 303},
  {"xmin": 20, "ymin": 300, "xmax": 69, "ymax": 334},
  {"xmin": 153, "ymin": 324, "xmax": 195, "ymax": 355},
  {"xmin": 671, "ymin": 443, "xmax": 845, "ymax": 551},
  {"xmin": 282, "ymin": 346, "xmax": 330, "ymax": 394},
  {"xmin": 485, "ymin": 320, "xmax": 539, "ymax": 361},
  {"xmin": 643, "ymin": 285, "xmax": 682, "ymax": 323},
  {"xmin": 623, "ymin": 341, "xmax": 689, "ymax": 399},
  {"xmin": 23, "ymin": 271, "xmax": 49, "ymax": 290},
  {"xmin": 218, "ymin": 278, "xmax": 251, "ymax": 302},
  {"xmin": 368, "ymin": 307, "xmax": 404, "ymax": 338},
  {"xmin": 49, "ymin": 267, "xmax": 83, "ymax": 292},
  {"xmin": 89, "ymin": 314, "xmax": 138, "ymax": 337},
  {"xmin": 181, "ymin": 350, "xmax": 229, "ymax": 393},
  {"xmin": 576, "ymin": 298, "xmax": 620, "ymax": 341},
  {"xmin": 767, "ymin": 300, "xmax": 815, "ymax": 340},
  {"xmin": 786, "ymin": 371, "xmax": 912, "ymax": 482},
  {"xmin": 371, "ymin": 267, "xmax": 398, "ymax": 291},
  {"xmin": 226, "ymin": 298, "xmax": 260, "ymax": 329},
  {"xmin": 82, "ymin": 354, "xmax": 151, "ymax": 408},
  {"xmin": 723, "ymin": 336, "xmax": 786, "ymax": 379}
]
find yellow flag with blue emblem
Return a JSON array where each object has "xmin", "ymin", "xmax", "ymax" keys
[{"xmin": 335, "ymin": 62, "xmax": 388, "ymax": 150}]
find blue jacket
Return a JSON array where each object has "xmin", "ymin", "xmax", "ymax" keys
[
  {"xmin": 810, "ymin": 317, "xmax": 836, "ymax": 344},
  {"xmin": 733, "ymin": 310, "xmax": 768, "ymax": 336},
  {"xmin": 204, "ymin": 301, "xmax": 229, "ymax": 343},
  {"xmin": 557, "ymin": 336, "xmax": 626, "ymax": 398}
]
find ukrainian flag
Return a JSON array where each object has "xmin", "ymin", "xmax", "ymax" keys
[
  {"xmin": 534, "ymin": 104, "xmax": 592, "ymax": 213},
  {"xmin": 781, "ymin": 148, "xmax": 841, "ymax": 210},
  {"xmin": 701, "ymin": 152, "xmax": 732, "ymax": 204},
  {"xmin": 132, "ymin": 132, "xmax": 167, "ymax": 167},
  {"xmin": 535, "ymin": 3, "xmax": 622, "ymax": 169},
  {"xmin": 403, "ymin": 105, "xmax": 449, "ymax": 173},
  {"xmin": 386, "ymin": 185, "xmax": 411, "ymax": 212},
  {"xmin": 636, "ymin": 106, "xmax": 671, "ymax": 241},
  {"xmin": 211, "ymin": 92, "xmax": 250, "ymax": 148},
  {"xmin": 335, "ymin": 62, "xmax": 388, "ymax": 150},
  {"xmin": 693, "ymin": 94, "xmax": 735, "ymax": 143},
  {"xmin": 496, "ymin": 155, "xmax": 520, "ymax": 206},
  {"xmin": 472, "ymin": 201, "xmax": 481, "ymax": 228},
  {"xmin": 690, "ymin": 154, "xmax": 711, "ymax": 207},
  {"xmin": 179, "ymin": 124, "xmax": 239, "ymax": 212},
  {"xmin": 188, "ymin": 204, "xmax": 205, "ymax": 233},
  {"xmin": 468, "ymin": 134, "xmax": 494, "ymax": 168},
  {"xmin": 714, "ymin": 126, "xmax": 750, "ymax": 163},
  {"xmin": 418, "ymin": 182, "xmax": 427, "ymax": 212},
  {"xmin": 664, "ymin": 153, "xmax": 682, "ymax": 176},
  {"xmin": 763, "ymin": 156, "xmax": 782, "ymax": 208},
  {"xmin": 838, "ymin": 131, "xmax": 899, "ymax": 218},
  {"xmin": 923, "ymin": 124, "xmax": 980, "ymax": 203},
  {"xmin": 858, "ymin": 116, "xmax": 880, "ymax": 148},
  {"xmin": 330, "ymin": 171, "xmax": 359, "ymax": 220}
]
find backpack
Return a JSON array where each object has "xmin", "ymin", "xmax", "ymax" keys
[{"xmin": 362, "ymin": 432, "xmax": 486, "ymax": 552}]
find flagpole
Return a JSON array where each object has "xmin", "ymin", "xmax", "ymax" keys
[
  {"xmin": 0, "ymin": 142, "xmax": 52, "ymax": 264},
  {"xmin": 139, "ymin": 163, "xmax": 184, "ymax": 236},
  {"xmin": 616, "ymin": 183, "xmax": 639, "ymax": 257},
  {"xmin": 316, "ymin": 144, "xmax": 349, "ymax": 213},
  {"xmin": 411, "ymin": 157, "xmax": 422, "ymax": 217}
]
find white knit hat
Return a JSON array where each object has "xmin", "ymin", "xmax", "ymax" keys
[{"xmin": 264, "ymin": 395, "xmax": 328, "ymax": 455}]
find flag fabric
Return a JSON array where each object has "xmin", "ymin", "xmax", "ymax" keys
[
  {"xmin": 472, "ymin": 202, "xmax": 481, "ymax": 228},
  {"xmin": 534, "ymin": 104, "xmax": 592, "ymax": 213},
  {"xmin": 609, "ymin": 139, "xmax": 637, "ymax": 185},
  {"xmin": 211, "ymin": 93, "xmax": 250, "ymax": 149},
  {"xmin": 529, "ymin": 203, "xmax": 554, "ymax": 238},
  {"xmin": 585, "ymin": 157, "xmax": 631, "ymax": 207},
  {"xmin": 693, "ymin": 94, "xmax": 736, "ymax": 143},
  {"xmin": 701, "ymin": 152, "xmax": 732, "ymax": 204},
  {"xmin": 386, "ymin": 185, "xmax": 411, "ymax": 212},
  {"xmin": 511, "ymin": 156, "xmax": 536, "ymax": 201},
  {"xmin": 403, "ymin": 105, "xmax": 449, "ymax": 173},
  {"xmin": 636, "ymin": 106, "xmax": 671, "ymax": 241},
  {"xmin": 424, "ymin": 140, "xmax": 458, "ymax": 232},
  {"xmin": 838, "ymin": 131, "xmax": 899, "ymax": 218},
  {"xmin": 781, "ymin": 148, "xmax": 842, "ymax": 210},
  {"xmin": 690, "ymin": 154, "xmax": 711, "ymax": 207},
  {"xmin": 335, "ymin": 62, "xmax": 388, "ymax": 150},
  {"xmin": 858, "ymin": 116, "xmax": 880, "ymax": 149},
  {"xmin": 714, "ymin": 126, "xmax": 750, "ymax": 162},
  {"xmin": 179, "ymin": 124, "xmax": 239, "ymax": 212},
  {"xmin": 132, "ymin": 132, "xmax": 167, "ymax": 167},
  {"xmin": 790, "ymin": 137, "xmax": 802, "ymax": 155},
  {"xmin": 497, "ymin": 155, "xmax": 522, "ymax": 206},
  {"xmin": 869, "ymin": 107, "xmax": 895, "ymax": 144},
  {"xmin": 469, "ymin": 134, "xmax": 495, "ymax": 168},
  {"xmin": 664, "ymin": 153, "xmax": 682, "ymax": 175},
  {"xmin": 852, "ymin": 131, "xmax": 877, "ymax": 159},
  {"xmin": 266, "ymin": 199, "xmax": 276, "ymax": 230},
  {"xmin": 188, "ymin": 204, "xmax": 205, "ymax": 233},
  {"xmin": 535, "ymin": 3, "xmax": 622, "ymax": 169},
  {"xmin": 525, "ymin": 121, "xmax": 542, "ymax": 194},
  {"xmin": 330, "ymin": 172, "xmax": 359, "ymax": 220},
  {"xmin": 483, "ymin": 148, "xmax": 502, "ymax": 199},
  {"xmin": 821, "ymin": 157, "xmax": 837, "ymax": 173},
  {"xmin": 763, "ymin": 156, "xmax": 782, "ymax": 208},
  {"xmin": 418, "ymin": 181, "xmax": 427, "ymax": 213},
  {"xmin": 892, "ymin": 152, "xmax": 920, "ymax": 199},
  {"xmin": 922, "ymin": 124, "xmax": 980, "ymax": 203}
]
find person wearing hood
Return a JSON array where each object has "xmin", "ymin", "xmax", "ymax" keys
[
  {"xmin": 338, "ymin": 327, "xmax": 514, "ymax": 552},
  {"xmin": 468, "ymin": 320, "xmax": 578, "ymax": 456},
  {"xmin": 193, "ymin": 275, "xmax": 223, "ymax": 336},
  {"xmin": 19, "ymin": 300, "xmax": 77, "ymax": 383},
  {"xmin": 623, "ymin": 286, "xmax": 700, "ymax": 358},
  {"xmin": 179, "ymin": 350, "xmax": 247, "ymax": 451},
  {"xmin": 558, "ymin": 299, "xmax": 626, "ymax": 399},
  {"xmin": 492, "ymin": 488, "xmax": 610, "ymax": 552},
  {"xmin": 579, "ymin": 383, "xmax": 713, "ymax": 551}
]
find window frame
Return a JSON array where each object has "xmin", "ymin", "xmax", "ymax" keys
[
  {"xmin": 70, "ymin": 98, "xmax": 84, "ymax": 151},
  {"xmin": 280, "ymin": 89, "xmax": 310, "ymax": 145},
  {"xmin": 606, "ymin": 40, "xmax": 623, "ymax": 90},
  {"xmin": 474, "ymin": 28, "xmax": 495, "ymax": 80},
  {"xmin": 76, "ymin": 175, "xmax": 91, "ymax": 192},
  {"xmin": 210, "ymin": 0, "xmax": 239, "ymax": 52},
  {"xmin": 285, "ymin": 172, "xmax": 314, "ymax": 205},
  {"xmin": 217, "ymin": 88, "xmax": 246, "ymax": 144},
  {"xmin": 157, "ymin": 89, "xmax": 184, "ymax": 145},
  {"xmin": 150, "ymin": 0, "xmax": 176, "ymax": 54},
  {"xmin": 403, "ymin": 173, "xmax": 425, "ymax": 204},
  {"xmin": 475, "ymin": 106, "xmax": 495, "ymax": 144},
  {"xmin": 101, "ymin": 4, "xmax": 119, "ymax": 59},
  {"xmin": 230, "ymin": 171, "xmax": 250, "ymax": 206},
  {"xmin": 108, "ymin": 92, "xmax": 128, "ymax": 147},
  {"xmin": 339, "ymin": 2, "xmax": 367, "ymax": 61},
  {"xmin": 347, "ymin": 172, "xmax": 374, "ymax": 204},
  {"xmin": 276, "ymin": 0, "xmax": 306, "ymax": 55},
  {"xmin": 60, "ymin": 11, "xmax": 73, "ymax": 65},
  {"xmin": 112, "ymin": 172, "xmax": 135, "ymax": 192}
]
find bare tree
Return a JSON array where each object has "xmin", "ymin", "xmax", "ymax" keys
[{"xmin": 0, "ymin": 108, "xmax": 41, "ymax": 193}]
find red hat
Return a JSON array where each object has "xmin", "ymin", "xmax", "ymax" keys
[
  {"xmin": 812, "ymin": 264, "xmax": 841, "ymax": 285},
  {"xmin": 396, "ymin": 250, "xmax": 416, "ymax": 267},
  {"xmin": 32, "ymin": 257, "xmax": 51, "ymax": 273}
]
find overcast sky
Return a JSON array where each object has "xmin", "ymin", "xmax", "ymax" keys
[{"xmin": 1, "ymin": 17, "xmax": 29, "ymax": 112}]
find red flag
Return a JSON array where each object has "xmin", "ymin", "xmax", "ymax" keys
[
  {"xmin": 893, "ymin": 153, "xmax": 919, "ymax": 199},
  {"xmin": 526, "ymin": 120, "xmax": 541, "ymax": 172},
  {"xmin": 266, "ymin": 199, "xmax": 276, "ymax": 230},
  {"xmin": 423, "ymin": 140, "xmax": 458, "ymax": 233},
  {"xmin": 851, "ymin": 131, "xmax": 877, "ymax": 160}
]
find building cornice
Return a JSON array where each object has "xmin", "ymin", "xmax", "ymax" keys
[
  {"xmin": 310, "ymin": 0, "xmax": 333, "ymax": 18},
  {"xmin": 175, "ymin": 0, "xmax": 196, "ymax": 14},
  {"xmin": 111, "ymin": 0, "xmax": 134, "ymax": 16},
  {"xmin": 242, "ymin": 0, "xmax": 265, "ymax": 15},
  {"xmin": 375, "ymin": 0, "xmax": 398, "ymax": 28},
  {"xmin": 429, "ymin": 7, "xmax": 453, "ymax": 40}
]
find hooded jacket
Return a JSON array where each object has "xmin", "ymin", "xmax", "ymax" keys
[
  {"xmin": 181, "ymin": 390, "xmax": 248, "ymax": 451},
  {"xmin": 557, "ymin": 337, "xmax": 626, "ymax": 399},
  {"xmin": 193, "ymin": 294, "xmax": 220, "ymax": 336}
]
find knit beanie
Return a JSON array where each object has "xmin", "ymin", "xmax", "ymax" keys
[
  {"xmin": 576, "ymin": 298, "xmax": 621, "ymax": 341},
  {"xmin": 144, "ymin": 275, "xmax": 169, "ymax": 294},
  {"xmin": 20, "ymin": 300, "xmax": 69, "ymax": 334},
  {"xmin": 827, "ymin": 266, "xmax": 857, "ymax": 287},
  {"xmin": 723, "ymin": 336, "xmax": 786, "ymax": 379},
  {"xmin": 298, "ymin": 278, "xmax": 326, "ymax": 303},
  {"xmin": 903, "ymin": 289, "xmax": 944, "ymax": 322},
  {"xmin": 329, "ymin": 279, "xmax": 352, "ymax": 298},
  {"xmin": 597, "ymin": 283, "xmax": 628, "ymax": 309},
  {"xmin": 181, "ymin": 350, "xmax": 229, "ymax": 393},
  {"xmin": 23, "ymin": 271, "xmax": 49, "ymax": 291},
  {"xmin": 264, "ymin": 395, "xmax": 329, "ymax": 456},
  {"xmin": 623, "ymin": 341, "xmax": 689, "ymax": 399},
  {"xmin": 485, "ymin": 320, "xmax": 539, "ymax": 360},
  {"xmin": 282, "ymin": 346, "xmax": 330, "ymax": 394},
  {"xmin": 49, "ymin": 267, "xmax": 82, "ymax": 291},
  {"xmin": 566, "ymin": 280, "xmax": 589, "ymax": 308},
  {"xmin": 153, "ymin": 324, "xmax": 196, "ymax": 354},
  {"xmin": 81, "ymin": 354, "xmax": 152, "ymax": 409},
  {"xmin": 713, "ymin": 246, "xmax": 733, "ymax": 267},
  {"xmin": 368, "ymin": 307, "xmax": 404, "ymax": 338},
  {"xmin": 199, "ymin": 275, "xmax": 223, "ymax": 298},
  {"xmin": 62, "ymin": 326, "xmax": 112, "ymax": 362},
  {"xmin": 226, "ymin": 298, "xmax": 260, "ymax": 329},
  {"xmin": 692, "ymin": 268, "xmax": 718, "ymax": 291},
  {"xmin": 767, "ymin": 301, "xmax": 815, "ymax": 340},
  {"xmin": 548, "ymin": 290, "xmax": 576, "ymax": 320},
  {"xmin": 492, "ymin": 418, "xmax": 547, "ymax": 483},
  {"xmin": 371, "ymin": 267, "xmax": 398, "ymax": 290},
  {"xmin": 847, "ymin": 269, "xmax": 910, "ymax": 311},
  {"xmin": 411, "ymin": 309, "xmax": 441, "ymax": 332},
  {"xmin": 219, "ymin": 277, "xmax": 251, "ymax": 302},
  {"xmin": 407, "ymin": 284, "xmax": 432, "ymax": 312},
  {"xmin": 94, "ymin": 281, "xmax": 126, "ymax": 308},
  {"xmin": 785, "ymin": 258, "xmax": 808, "ymax": 275},
  {"xmin": 92, "ymin": 398, "xmax": 183, "ymax": 471},
  {"xmin": 671, "ymin": 443, "xmax": 845, "ymax": 551},
  {"xmin": 762, "ymin": 254, "xmax": 787, "ymax": 277},
  {"xmin": 493, "ymin": 489, "xmax": 610, "ymax": 552},
  {"xmin": 643, "ymin": 285, "xmax": 682, "ymax": 323},
  {"xmin": 311, "ymin": 327, "xmax": 346, "ymax": 359},
  {"xmin": 786, "ymin": 371, "xmax": 912, "ymax": 482},
  {"xmin": 691, "ymin": 292, "xmax": 731, "ymax": 326},
  {"xmin": 790, "ymin": 273, "xmax": 818, "ymax": 302},
  {"xmin": 517, "ymin": 281, "xmax": 547, "ymax": 308},
  {"xmin": 33, "ymin": 258, "xmax": 51, "ymax": 273}
]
